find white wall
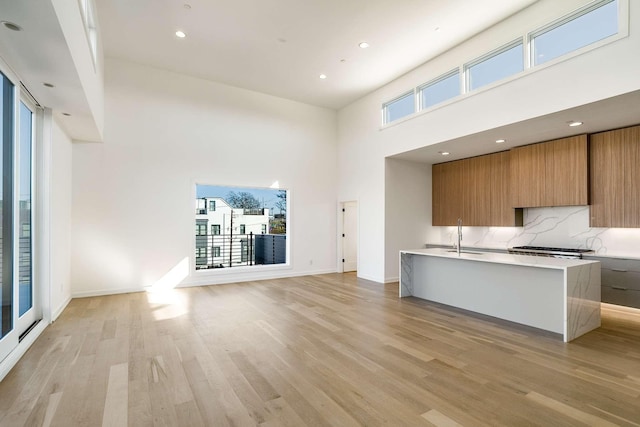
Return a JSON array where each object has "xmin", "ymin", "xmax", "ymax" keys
[
  {"xmin": 50, "ymin": 118, "xmax": 73, "ymax": 318},
  {"xmin": 70, "ymin": 58, "xmax": 338, "ymax": 296},
  {"xmin": 384, "ymin": 159, "xmax": 431, "ymax": 281},
  {"xmin": 337, "ymin": 0, "xmax": 640, "ymax": 282},
  {"xmin": 51, "ymin": 0, "xmax": 105, "ymax": 141}
]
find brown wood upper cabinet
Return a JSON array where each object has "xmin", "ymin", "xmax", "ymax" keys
[
  {"xmin": 432, "ymin": 151, "xmax": 518, "ymax": 226},
  {"xmin": 590, "ymin": 125, "xmax": 640, "ymax": 228},
  {"xmin": 510, "ymin": 135, "xmax": 588, "ymax": 208}
]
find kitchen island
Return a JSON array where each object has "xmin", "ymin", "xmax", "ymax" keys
[{"xmin": 400, "ymin": 248, "xmax": 601, "ymax": 342}]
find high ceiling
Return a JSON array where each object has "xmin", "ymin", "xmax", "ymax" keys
[
  {"xmin": 96, "ymin": 0, "xmax": 539, "ymax": 109},
  {"xmin": 4, "ymin": 0, "xmax": 636, "ymax": 157}
]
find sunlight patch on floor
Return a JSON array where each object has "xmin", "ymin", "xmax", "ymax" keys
[{"xmin": 145, "ymin": 257, "xmax": 190, "ymax": 320}]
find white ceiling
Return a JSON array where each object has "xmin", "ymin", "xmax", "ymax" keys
[
  {"xmin": 0, "ymin": 0, "xmax": 100, "ymax": 140},
  {"xmin": 3, "ymin": 0, "xmax": 637, "ymax": 158},
  {"xmin": 96, "ymin": 0, "xmax": 539, "ymax": 109}
]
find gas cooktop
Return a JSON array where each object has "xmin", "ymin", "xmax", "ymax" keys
[
  {"xmin": 508, "ymin": 246, "xmax": 594, "ymax": 259},
  {"xmin": 511, "ymin": 246, "xmax": 593, "ymax": 253}
]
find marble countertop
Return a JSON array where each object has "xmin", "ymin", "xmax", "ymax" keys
[
  {"xmin": 401, "ymin": 248, "xmax": 600, "ymax": 270},
  {"xmin": 425, "ymin": 243, "xmax": 640, "ymax": 261},
  {"xmin": 582, "ymin": 253, "xmax": 640, "ymax": 261}
]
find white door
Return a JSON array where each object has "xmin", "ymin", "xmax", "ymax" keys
[{"xmin": 342, "ymin": 201, "xmax": 357, "ymax": 272}]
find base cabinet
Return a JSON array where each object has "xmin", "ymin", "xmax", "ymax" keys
[{"xmin": 585, "ymin": 256, "xmax": 640, "ymax": 309}]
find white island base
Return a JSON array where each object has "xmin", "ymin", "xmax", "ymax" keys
[{"xmin": 400, "ymin": 249, "xmax": 601, "ymax": 342}]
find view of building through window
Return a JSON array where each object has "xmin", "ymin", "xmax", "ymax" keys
[{"xmin": 195, "ymin": 185, "xmax": 287, "ymax": 269}]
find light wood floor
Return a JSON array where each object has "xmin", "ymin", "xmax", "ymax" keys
[{"xmin": 1, "ymin": 273, "xmax": 640, "ymax": 426}]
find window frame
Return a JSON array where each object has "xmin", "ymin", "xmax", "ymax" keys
[
  {"xmin": 192, "ymin": 183, "xmax": 291, "ymax": 275},
  {"xmin": 380, "ymin": 0, "xmax": 627, "ymax": 130},
  {"xmin": 0, "ymin": 60, "xmax": 45, "ymax": 364},
  {"xmin": 77, "ymin": 0, "xmax": 98, "ymax": 68},
  {"xmin": 418, "ymin": 69, "xmax": 460, "ymax": 111},
  {"xmin": 464, "ymin": 38, "xmax": 524, "ymax": 92},
  {"xmin": 382, "ymin": 90, "xmax": 416, "ymax": 125},
  {"xmin": 17, "ymin": 98, "xmax": 36, "ymax": 318},
  {"xmin": 529, "ymin": 0, "xmax": 619, "ymax": 67},
  {"xmin": 195, "ymin": 223, "xmax": 207, "ymax": 236}
]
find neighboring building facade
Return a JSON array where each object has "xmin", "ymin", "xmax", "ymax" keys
[{"xmin": 194, "ymin": 197, "xmax": 270, "ymax": 268}]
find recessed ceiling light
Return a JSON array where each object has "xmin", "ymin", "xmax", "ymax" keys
[
  {"xmin": 568, "ymin": 121, "xmax": 583, "ymax": 127},
  {"xmin": 43, "ymin": 82, "xmax": 55, "ymax": 88},
  {"xmin": 319, "ymin": 74, "xmax": 327, "ymax": 79},
  {"xmin": 1, "ymin": 21, "xmax": 22, "ymax": 31},
  {"xmin": 439, "ymin": 151, "xmax": 450, "ymax": 156},
  {"xmin": 358, "ymin": 42, "xmax": 370, "ymax": 49},
  {"xmin": 175, "ymin": 30, "xmax": 186, "ymax": 38},
  {"xmin": 496, "ymin": 139, "xmax": 506, "ymax": 143},
  {"xmin": 434, "ymin": 27, "xmax": 441, "ymax": 32}
]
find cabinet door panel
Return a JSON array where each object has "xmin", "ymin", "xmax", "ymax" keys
[
  {"xmin": 432, "ymin": 163, "xmax": 444, "ymax": 226},
  {"xmin": 490, "ymin": 151, "xmax": 513, "ymax": 226},
  {"xmin": 444, "ymin": 160, "xmax": 463, "ymax": 225},
  {"xmin": 473, "ymin": 154, "xmax": 492, "ymax": 226},
  {"xmin": 512, "ymin": 136, "xmax": 587, "ymax": 208},
  {"xmin": 623, "ymin": 127, "xmax": 640, "ymax": 227},
  {"xmin": 461, "ymin": 157, "xmax": 491, "ymax": 226},
  {"xmin": 461, "ymin": 158, "xmax": 475, "ymax": 224},
  {"xmin": 590, "ymin": 130, "xmax": 625, "ymax": 227},
  {"xmin": 433, "ymin": 151, "xmax": 514, "ymax": 226},
  {"xmin": 432, "ymin": 160, "xmax": 463, "ymax": 226},
  {"xmin": 511, "ymin": 143, "xmax": 546, "ymax": 207},
  {"xmin": 547, "ymin": 135, "xmax": 588, "ymax": 206}
]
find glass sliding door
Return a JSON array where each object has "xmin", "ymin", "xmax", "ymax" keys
[
  {"xmin": 0, "ymin": 71, "xmax": 15, "ymax": 355},
  {"xmin": 18, "ymin": 102, "xmax": 33, "ymax": 317},
  {"xmin": 0, "ymin": 68, "xmax": 40, "ymax": 363},
  {"xmin": 15, "ymin": 95, "xmax": 39, "ymax": 336}
]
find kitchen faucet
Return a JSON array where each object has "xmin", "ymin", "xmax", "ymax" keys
[{"xmin": 457, "ymin": 218, "xmax": 463, "ymax": 255}]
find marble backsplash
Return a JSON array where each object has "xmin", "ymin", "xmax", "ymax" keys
[{"xmin": 428, "ymin": 206, "xmax": 640, "ymax": 257}]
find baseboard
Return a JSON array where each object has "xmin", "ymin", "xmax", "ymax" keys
[
  {"xmin": 51, "ymin": 295, "xmax": 72, "ymax": 321},
  {"xmin": 71, "ymin": 269, "xmax": 340, "ymax": 297},
  {"xmin": 384, "ymin": 276, "xmax": 399, "ymax": 283},
  {"xmin": 356, "ymin": 273, "xmax": 385, "ymax": 284},
  {"xmin": 179, "ymin": 268, "xmax": 338, "ymax": 288},
  {"xmin": 0, "ymin": 320, "xmax": 47, "ymax": 382},
  {"xmin": 71, "ymin": 286, "xmax": 144, "ymax": 298}
]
